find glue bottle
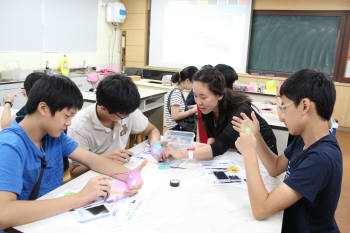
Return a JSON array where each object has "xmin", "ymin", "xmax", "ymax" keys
[{"xmin": 59, "ymin": 55, "xmax": 70, "ymax": 76}]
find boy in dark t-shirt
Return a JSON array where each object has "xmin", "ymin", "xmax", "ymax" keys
[{"xmin": 232, "ymin": 69, "xmax": 342, "ymax": 233}]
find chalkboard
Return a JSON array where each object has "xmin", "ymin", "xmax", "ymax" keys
[{"xmin": 248, "ymin": 14, "xmax": 340, "ymax": 76}]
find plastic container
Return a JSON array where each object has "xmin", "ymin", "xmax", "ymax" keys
[
  {"xmin": 59, "ymin": 55, "xmax": 70, "ymax": 76},
  {"xmin": 163, "ymin": 130, "xmax": 195, "ymax": 150}
]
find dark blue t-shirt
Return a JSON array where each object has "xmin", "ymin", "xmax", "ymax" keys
[
  {"xmin": 282, "ymin": 135, "xmax": 342, "ymax": 233},
  {"xmin": 185, "ymin": 89, "xmax": 195, "ymax": 106},
  {"xmin": 16, "ymin": 106, "xmax": 26, "ymax": 116}
]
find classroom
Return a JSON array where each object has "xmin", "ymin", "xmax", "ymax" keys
[{"xmin": 0, "ymin": 0, "xmax": 349, "ymax": 232}]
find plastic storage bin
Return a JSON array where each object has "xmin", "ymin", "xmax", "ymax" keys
[{"xmin": 163, "ymin": 130, "xmax": 195, "ymax": 150}]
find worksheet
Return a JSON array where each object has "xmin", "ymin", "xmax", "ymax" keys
[{"xmin": 199, "ymin": 160, "xmax": 247, "ymax": 189}]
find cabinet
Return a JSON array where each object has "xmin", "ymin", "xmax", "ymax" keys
[{"xmin": 0, "ymin": 82, "xmax": 26, "ymax": 109}]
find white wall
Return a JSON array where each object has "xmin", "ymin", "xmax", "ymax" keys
[{"xmin": 0, "ymin": 0, "xmax": 121, "ymax": 80}]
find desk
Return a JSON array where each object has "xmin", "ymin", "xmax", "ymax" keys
[
  {"xmin": 16, "ymin": 142, "xmax": 283, "ymax": 233},
  {"xmin": 81, "ymin": 87, "xmax": 167, "ymax": 132}
]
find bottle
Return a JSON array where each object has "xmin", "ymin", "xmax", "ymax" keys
[{"xmin": 59, "ymin": 55, "xmax": 70, "ymax": 76}]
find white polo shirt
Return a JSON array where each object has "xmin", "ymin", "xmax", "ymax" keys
[{"xmin": 68, "ymin": 104, "xmax": 148, "ymax": 155}]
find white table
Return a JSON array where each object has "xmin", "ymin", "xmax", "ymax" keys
[{"xmin": 15, "ymin": 142, "xmax": 284, "ymax": 233}]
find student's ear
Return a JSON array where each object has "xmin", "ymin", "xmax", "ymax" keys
[
  {"xmin": 37, "ymin": 102, "xmax": 50, "ymax": 116},
  {"xmin": 300, "ymin": 98, "xmax": 311, "ymax": 113},
  {"xmin": 218, "ymin": 95, "xmax": 224, "ymax": 101}
]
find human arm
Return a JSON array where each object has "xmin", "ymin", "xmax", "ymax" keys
[
  {"xmin": 161, "ymin": 143, "xmax": 214, "ymax": 161},
  {"xmin": 170, "ymin": 105, "xmax": 197, "ymax": 121},
  {"xmin": 232, "ymin": 111, "xmax": 288, "ymax": 176},
  {"xmin": 207, "ymin": 137, "xmax": 215, "ymax": 144},
  {"xmin": 1, "ymin": 94, "xmax": 16, "ymax": 129},
  {"xmin": 141, "ymin": 122, "xmax": 161, "ymax": 147},
  {"xmin": 69, "ymin": 146, "xmax": 144, "ymax": 190},
  {"xmin": 235, "ymin": 131, "xmax": 302, "ymax": 220}
]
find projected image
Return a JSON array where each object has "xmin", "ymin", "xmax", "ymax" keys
[{"xmin": 149, "ymin": 0, "xmax": 252, "ymax": 73}]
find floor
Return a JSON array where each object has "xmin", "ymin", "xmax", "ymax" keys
[{"xmin": 335, "ymin": 131, "xmax": 350, "ymax": 233}]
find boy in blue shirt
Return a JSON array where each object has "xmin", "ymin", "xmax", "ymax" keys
[
  {"xmin": 232, "ymin": 69, "xmax": 342, "ymax": 232},
  {"xmin": 0, "ymin": 75, "xmax": 145, "ymax": 230}
]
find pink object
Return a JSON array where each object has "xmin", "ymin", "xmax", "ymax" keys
[
  {"xmin": 97, "ymin": 68, "xmax": 117, "ymax": 78},
  {"xmin": 246, "ymin": 85, "xmax": 255, "ymax": 92},
  {"xmin": 127, "ymin": 170, "xmax": 141, "ymax": 187},
  {"xmin": 111, "ymin": 179, "xmax": 128, "ymax": 192},
  {"xmin": 87, "ymin": 73, "xmax": 99, "ymax": 82}
]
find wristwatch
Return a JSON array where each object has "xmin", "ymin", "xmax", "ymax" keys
[{"xmin": 4, "ymin": 101, "xmax": 13, "ymax": 108}]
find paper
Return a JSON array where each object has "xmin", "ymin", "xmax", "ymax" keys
[{"xmin": 200, "ymin": 160, "xmax": 247, "ymax": 189}]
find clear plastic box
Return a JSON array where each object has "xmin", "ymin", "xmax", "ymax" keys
[{"xmin": 163, "ymin": 130, "xmax": 195, "ymax": 150}]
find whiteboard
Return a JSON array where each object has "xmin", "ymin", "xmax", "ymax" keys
[
  {"xmin": 148, "ymin": 0, "xmax": 253, "ymax": 73},
  {"xmin": 0, "ymin": 0, "xmax": 98, "ymax": 52}
]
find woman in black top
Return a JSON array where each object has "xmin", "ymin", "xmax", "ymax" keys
[{"xmin": 162, "ymin": 67, "xmax": 277, "ymax": 160}]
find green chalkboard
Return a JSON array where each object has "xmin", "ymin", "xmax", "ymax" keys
[{"xmin": 248, "ymin": 15, "xmax": 340, "ymax": 76}]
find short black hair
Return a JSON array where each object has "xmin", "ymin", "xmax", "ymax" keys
[
  {"xmin": 26, "ymin": 75, "xmax": 83, "ymax": 115},
  {"xmin": 214, "ymin": 64, "xmax": 238, "ymax": 89},
  {"xmin": 171, "ymin": 66, "xmax": 198, "ymax": 84},
  {"xmin": 280, "ymin": 69, "xmax": 336, "ymax": 121},
  {"xmin": 24, "ymin": 72, "xmax": 48, "ymax": 94},
  {"xmin": 96, "ymin": 74, "xmax": 140, "ymax": 114}
]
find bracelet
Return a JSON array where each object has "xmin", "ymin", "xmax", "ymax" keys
[
  {"xmin": 4, "ymin": 101, "xmax": 13, "ymax": 108},
  {"xmin": 187, "ymin": 147, "xmax": 195, "ymax": 160}
]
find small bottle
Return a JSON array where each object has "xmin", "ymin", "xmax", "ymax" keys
[{"xmin": 59, "ymin": 55, "xmax": 70, "ymax": 76}]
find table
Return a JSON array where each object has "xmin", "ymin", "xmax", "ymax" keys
[{"xmin": 15, "ymin": 142, "xmax": 284, "ymax": 233}]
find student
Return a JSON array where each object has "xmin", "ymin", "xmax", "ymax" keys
[
  {"xmin": 165, "ymin": 66, "xmax": 198, "ymax": 131},
  {"xmin": 232, "ymin": 69, "xmax": 342, "ymax": 232},
  {"xmin": 214, "ymin": 63, "xmax": 238, "ymax": 89},
  {"xmin": 1, "ymin": 72, "xmax": 46, "ymax": 129},
  {"xmin": 0, "ymin": 75, "xmax": 144, "ymax": 230},
  {"xmin": 195, "ymin": 64, "xmax": 239, "ymax": 143},
  {"xmin": 68, "ymin": 74, "xmax": 160, "ymax": 178},
  {"xmin": 162, "ymin": 67, "xmax": 277, "ymax": 160}
]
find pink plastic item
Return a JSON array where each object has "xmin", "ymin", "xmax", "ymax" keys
[{"xmin": 127, "ymin": 170, "xmax": 141, "ymax": 187}]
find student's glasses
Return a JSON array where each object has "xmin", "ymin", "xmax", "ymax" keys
[
  {"xmin": 115, "ymin": 113, "xmax": 129, "ymax": 119},
  {"xmin": 278, "ymin": 102, "xmax": 294, "ymax": 113}
]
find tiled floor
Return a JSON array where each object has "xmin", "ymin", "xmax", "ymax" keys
[{"xmin": 335, "ymin": 131, "xmax": 350, "ymax": 233}]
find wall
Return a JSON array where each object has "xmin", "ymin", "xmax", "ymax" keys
[
  {"xmin": 122, "ymin": 0, "xmax": 350, "ymax": 129},
  {"xmin": 120, "ymin": 0, "xmax": 149, "ymax": 67},
  {"xmin": 253, "ymin": 0, "xmax": 350, "ymax": 10},
  {"xmin": 0, "ymin": 0, "xmax": 121, "ymax": 79}
]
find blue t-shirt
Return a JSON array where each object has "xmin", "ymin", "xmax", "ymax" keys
[
  {"xmin": 282, "ymin": 135, "xmax": 342, "ymax": 233},
  {"xmin": 0, "ymin": 118, "xmax": 78, "ymax": 200}
]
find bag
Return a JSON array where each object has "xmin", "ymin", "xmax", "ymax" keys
[{"xmin": 167, "ymin": 88, "xmax": 196, "ymax": 133}]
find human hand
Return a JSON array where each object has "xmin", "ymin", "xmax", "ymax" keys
[
  {"xmin": 103, "ymin": 149, "xmax": 133, "ymax": 163},
  {"xmin": 77, "ymin": 176, "xmax": 112, "ymax": 205},
  {"xmin": 124, "ymin": 160, "xmax": 147, "ymax": 196},
  {"xmin": 232, "ymin": 111, "xmax": 260, "ymax": 136},
  {"xmin": 150, "ymin": 141, "xmax": 165, "ymax": 161},
  {"xmin": 5, "ymin": 94, "xmax": 16, "ymax": 103},
  {"xmin": 161, "ymin": 146, "xmax": 186, "ymax": 161},
  {"xmin": 264, "ymin": 99, "xmax": 276, "ymax": 105},
  {"xmin": 235, "ymin": 131, "xmax": 257, "ymax": 156}
]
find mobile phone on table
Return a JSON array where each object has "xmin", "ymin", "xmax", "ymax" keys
[
  {"xmin": 213, "ymin": 171, "xmax": 229, "ymax": 180},
  {"xmin": 75, "ymin": 204, "xmax": 111, "ymax": 222}
]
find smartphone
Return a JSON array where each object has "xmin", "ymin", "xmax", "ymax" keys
[
  {"xmin": 75, "ymin": 204, "xmax": 111, "ymax": 223},
  {"xmin": 213, "ymin": 171, "xmax": 229, "ymax": 180}
]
